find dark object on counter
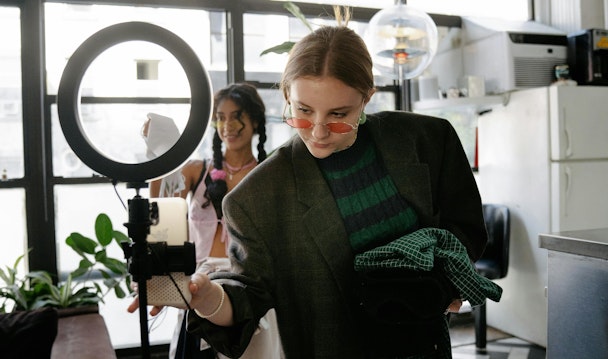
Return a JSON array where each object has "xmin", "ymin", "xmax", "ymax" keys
[{"xmin": 567, "ymin": 28, "xmax": 608, "ymax": 85}]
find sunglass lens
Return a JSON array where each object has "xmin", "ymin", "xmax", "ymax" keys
[
  {"xmin": 326, "ymin": 122, "xmax": 353, "ymax": 134},
  {"xmin": 286, "ymin": 118, "xmax": 313, "ymax": 129}
]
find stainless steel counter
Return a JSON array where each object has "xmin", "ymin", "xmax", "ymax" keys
[
  {"xmin": 539, "ymin": 227, "xmax": 608, "ymax": 259},
  {"xmin": 539, "ymin": 228, "xmax": 608, "ymax": 359}
]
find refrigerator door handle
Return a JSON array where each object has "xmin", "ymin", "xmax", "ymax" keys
[
  {"xmin": 562, "ymin": 107, "xmax": 573, "ymax": 158},
  {"xmin": 564, "ymin": 165, "xmax": 571, "ymax": 217}
]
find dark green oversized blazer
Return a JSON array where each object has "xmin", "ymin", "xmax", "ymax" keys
[{"xmin": 188, "ymin": 111, "xmax": 488, "ymax": 359}]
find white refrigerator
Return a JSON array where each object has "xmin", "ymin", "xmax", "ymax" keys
[{"xmin": 477, "ymin": 85, "xmax": 608, "ymax": 347}]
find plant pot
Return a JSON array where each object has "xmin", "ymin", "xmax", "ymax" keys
[{"xmin": 56, "ymin": 304, "xmax": 99, "ymax": 318}]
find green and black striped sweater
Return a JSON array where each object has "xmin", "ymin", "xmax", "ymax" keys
[{"xmin": 317, "ymin": 125, "xmax": 418, "ymax": 253}]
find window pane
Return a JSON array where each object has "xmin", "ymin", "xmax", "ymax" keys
[
  {"xmin": 271, "ymin": 0, "xmax": 530, "ymax": 20},
  {"xmin": 244, "ymin": 13, "xmax": 369, "ymax": 83},
  {"xmin": 45, "ymin": 3, "xmax": 224, "ymax": 96},
  {"xmin": 0, "ymin": 189, "xmax": 27, "ymax": 275},
  {"xmin": 0, "ymin": 7, "xmax": 23, "ymax": 180},
  {"xmin": 415, "ymin": 108, "xmax": 478, "ymax": 167},
  {"xmin": 72, "ymin": 41, "xmax": 191, "ymax": 98}
]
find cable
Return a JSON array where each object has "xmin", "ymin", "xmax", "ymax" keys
[
  {"xmin": 112, "ymin": 178, "xmax": 128, "ymax": 211},
  {"xmin": 147, "ymin": 242, "xmax": 193, "ymax": 311}
]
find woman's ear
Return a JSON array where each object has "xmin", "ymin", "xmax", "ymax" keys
[{"xmin": 365, "ymin": 88, "xmax": 376, "ymax": 105}]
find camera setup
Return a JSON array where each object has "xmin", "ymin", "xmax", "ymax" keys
[
  {"xmin": 131, "ymin": 197, "xmax": 195, "ymax": 309},
  {"xmin": 56, "ymin": 22, "xmax": 212, "ymax": 358}
]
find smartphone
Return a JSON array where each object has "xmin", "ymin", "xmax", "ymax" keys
[{"xmin": 145, "ymin": 197, "xmax": 193, "ymax": 309}]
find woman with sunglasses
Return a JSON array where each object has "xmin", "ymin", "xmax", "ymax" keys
[
  {"xmin": 184, "ymin": 12, "xmax": 497, "ymax": 359},
  {"xmin": 132, "ymin": 83, "xmax": 283, "ymax": 359}
]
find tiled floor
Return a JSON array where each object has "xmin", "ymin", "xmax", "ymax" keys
[{"xmin": 449, "ymin": 312, "xmax": 547, "ymax": 359}]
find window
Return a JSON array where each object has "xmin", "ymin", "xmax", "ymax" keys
[
  {"xmin": 0, "ymin": 6, "xmax": 26, "ymax": 275},
  {"xmin": 0, "ymin": 6, "xmax": 23, "ymax": 180}
]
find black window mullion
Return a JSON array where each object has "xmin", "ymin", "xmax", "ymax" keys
[{"xmin": 21, "ymin": 0, "xmax": 58, "ymax": 277}]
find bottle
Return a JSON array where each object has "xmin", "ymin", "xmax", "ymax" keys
[{"xmin": 1, "ymin": 169, "xmax": 7, "ymax": 181}]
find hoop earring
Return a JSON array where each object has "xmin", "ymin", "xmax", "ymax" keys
[{"xmin": 358, "ymin": 112, "xmax": 367, "ymax": 124}]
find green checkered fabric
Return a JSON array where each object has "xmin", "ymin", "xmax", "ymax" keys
[{"xmin": 354, "ymin": 227, "xmax": 503, "ymax": 306}]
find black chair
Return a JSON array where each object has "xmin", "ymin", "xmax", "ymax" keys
[{"xmin": 472, "ymin": 203, "xmax": 510, "ymax": 353}]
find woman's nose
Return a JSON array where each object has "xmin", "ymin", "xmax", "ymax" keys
[
  {"xmin": 310, "ymin": 118, "xmax": 330, "ymax": 139},
  {"xmin": 222, "ymin": 118, "xmax": 243, "ymax": 132}
]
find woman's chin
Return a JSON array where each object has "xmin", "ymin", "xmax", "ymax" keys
[{"xmin": 306, "ymin": 145, "xmax": 334, "ymax": 159}]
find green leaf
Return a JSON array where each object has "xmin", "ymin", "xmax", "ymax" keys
[
  {"xmin": 94, "ymin": 249, "xmax": 108, "ymax": 263},
  {"xmin": 95, "ymin": 213, "xmax": 113, "ymax": 247},
  {"xmin": 71, "ymin": 258, "xmax": 94, "ymax": 278},
  {"xmin": 66, "ymin": 232, "xmax": 97, "ymax": 255},
  {"xmin": 113, "ymin": 230, "xmax": 129, "ymax": 246},
  {"xmin": 27, "ymin": 270, "xmax": 54, "ymax": 286},
  {"xmin": 113, "ymin": 285, "xmax": 126, "ymax": 299},
  {"xmin": 284, "ymin": 2, "xmax": 312, "ymax": 31},
  {"xmin": 260, "ymin": 41, "xmax": 296, "ymax": 56},
  {"xmin": 100, "ymin": 257, "xmax": 128, "ymax": 275}
]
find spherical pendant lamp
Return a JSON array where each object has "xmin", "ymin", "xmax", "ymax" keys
[{"xmin": 364, "ymin": 2, "xmax": 438, "ymax": 80}]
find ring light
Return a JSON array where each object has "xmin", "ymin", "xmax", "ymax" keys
[{"xmin": 57, "ymin": 21, "xmax": 212, "ymax": 183}]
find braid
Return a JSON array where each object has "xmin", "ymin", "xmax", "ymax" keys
[
  {"xmin": 256, "ymin": 119, "xmax": 268, "ymax": 162},
  {"xmin": 202, "ymin": 131, "xmax": 227, "ymax": 217}
]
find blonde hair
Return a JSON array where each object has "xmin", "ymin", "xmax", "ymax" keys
[{"xmin": 333, "ymin": 5, "xmax": 351, "ymax": 26}]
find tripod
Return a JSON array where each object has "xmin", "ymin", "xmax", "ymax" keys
[{"xmin": 123, "ymin": 182, "xmax": 154, "ymax": 359}]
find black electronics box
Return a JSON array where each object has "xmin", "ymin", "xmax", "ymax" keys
[{"xmin": 567, "ymin": 28, "xmax": 608, "ymax": 85}]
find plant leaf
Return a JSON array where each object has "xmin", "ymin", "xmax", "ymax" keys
[
  {"xmin": 94, "ymin": 249, "xmax": 108, "ymax": 262},
  {"xmin": 100, "ymin": 257, "xmax": 128, "ymax": 275},
  {"xmin": 113, "ymin": 230, "xmax": 129, "ymax": 246},
  {"xmin": 113, "ymin": 285, "xmax": 126, "ymax": 299},
  {"xmin": 71, "ymin": 258, "xmax": 94, "ymax": 278},
  {"xmin": 260, "ymin": 41, "xmax": 296, "ymax": 56},
  {"xmin": 95, "ymin": 213, "xmax": 113, "ymax": 247},
  {"xmin": 284, "ymin": 2, "xmax": 313, "ymax": 31},
  {"xmin": 66, "ymin": 232, "xmax": 97, "ymax": 255}
]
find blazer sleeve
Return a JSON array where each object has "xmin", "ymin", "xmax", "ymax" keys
[
  {"xmin": 434, "ymin": 119, "xmax": 487, "ymax": 261},
  {"xmin": 186, "ymin": 192, "xmax": 276, "ymax": 358}
]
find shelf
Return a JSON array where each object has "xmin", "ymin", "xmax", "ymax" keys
[{"xmin": 412, "ymin": 94, "xmax": 508, "ymax": 113}]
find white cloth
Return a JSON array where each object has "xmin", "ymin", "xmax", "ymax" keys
[
  {"xmin": 142, "ymin": 113, "xmax": 186, "ymax": 197},
  {"xmin": 199, "ymin": 258, "xmax": 284, "ymax": 359}
]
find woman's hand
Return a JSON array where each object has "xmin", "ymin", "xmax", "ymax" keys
[
  {"xmin": 189, "ymin": 272, "xmax": 234, "ymax": 326},
  {"xmin": 126, "ymin": 282, "xmax": 165, "ymax": 316},
  {"xmin": 188, "ymin": 272, "xmax": 216, "ymax": 312},
  {"xmin": 445, "ymin": 298, "xmax": 463, "ymax": 314}
]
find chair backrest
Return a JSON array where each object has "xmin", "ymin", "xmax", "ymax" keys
[{"xmin": 476, "ymin": 204, "xmax": 510, "ymax": 280}]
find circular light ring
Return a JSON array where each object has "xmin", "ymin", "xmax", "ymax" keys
[{"xmin": 57, "ymin": 21, "xmax": 211, "ymax": 183}]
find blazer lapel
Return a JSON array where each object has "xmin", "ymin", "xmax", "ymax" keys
[{"xmin": 291, "ymin": 138, "xmax": 355, "ymax": 289}]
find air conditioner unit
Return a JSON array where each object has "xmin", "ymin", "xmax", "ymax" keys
[{"xmin": 462, "ymin": 17, "xmax": 568, "ymax": 94}]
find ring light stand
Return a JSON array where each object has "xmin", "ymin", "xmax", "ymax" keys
[{"xmin": 57, "ymin": 22, "xmax": 212, "ymax": 359}]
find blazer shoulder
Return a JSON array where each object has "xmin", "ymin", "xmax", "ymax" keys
[{"xmin": 368, "ymin": 111, "xmax": 454, "ymax": 137}]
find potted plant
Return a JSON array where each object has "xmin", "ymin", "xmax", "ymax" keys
[{"xmin": 0, "ymin": 213, "xmax": 133, "ymax": 314}]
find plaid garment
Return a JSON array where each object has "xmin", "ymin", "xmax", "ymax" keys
[{"xmin": 354, "ymin": 227, "xmax": 502, "ymax": 306}]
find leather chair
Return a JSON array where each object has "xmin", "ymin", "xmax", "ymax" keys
[{"xmin": 472, "ymin": 203, "xmax": 510, "ymax": 352}]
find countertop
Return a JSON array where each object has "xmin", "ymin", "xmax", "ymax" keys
[{"xmin": 539, "ymin": 227, "xmax": 608, "ymax": 260}]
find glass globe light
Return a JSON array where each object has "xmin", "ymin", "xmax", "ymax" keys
[{"xmin": 364, "ymin": 3, "xmax": 438, "ymax": 80}]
